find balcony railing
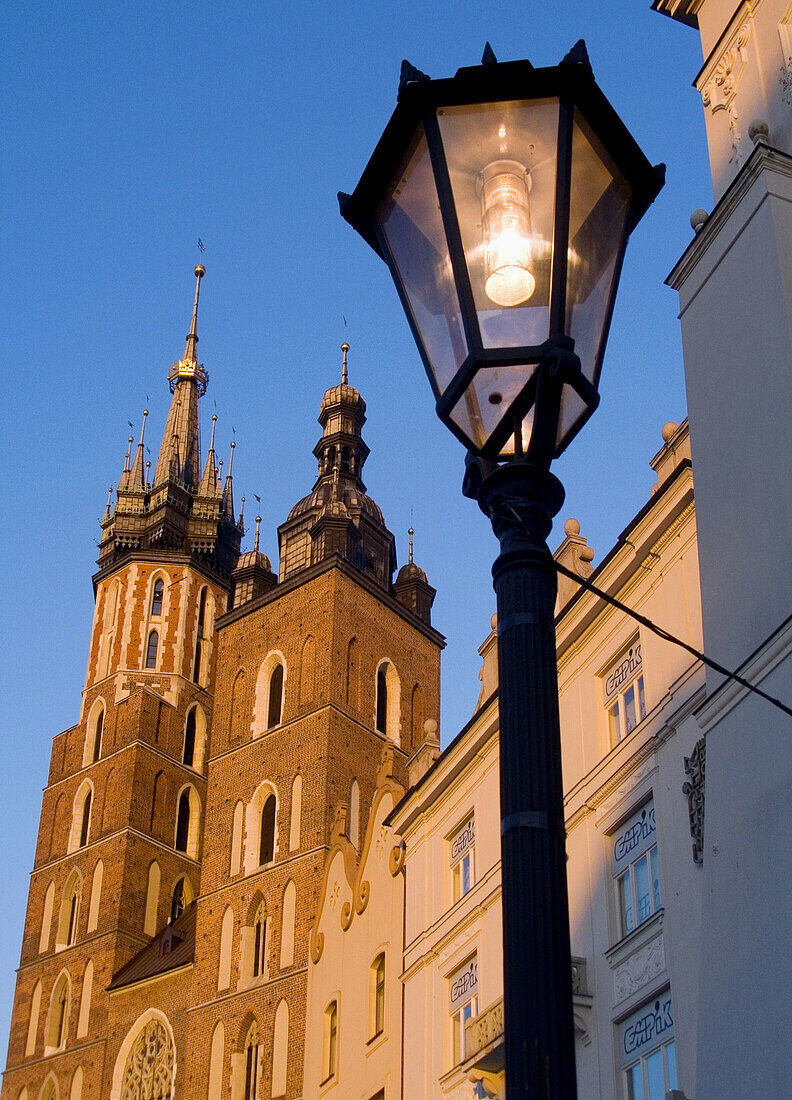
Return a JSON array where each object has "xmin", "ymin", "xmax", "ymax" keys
[{"xmin": 464, "ymin": 957, "xmax": 589, "ymax": 1061}]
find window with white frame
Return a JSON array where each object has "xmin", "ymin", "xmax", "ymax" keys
[
  {"xmin": 604, "ymin": 640, "xmax": 646, "ymax": 747},
  {"xmin": 620, "ymin": 989, "xmax": 678, "ymax": 1100},
  {"xmin": 612, "ymin": 800, "xmax": 661, "ymax": 939},
  {"xmin": 448, "ymin": 955, "xmax": 478, "ymax": 1065},
  {"xmin": 449, "ymin": 815, "xmax": 475, "ymax": 903}
]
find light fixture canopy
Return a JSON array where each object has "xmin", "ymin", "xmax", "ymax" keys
[{"xmin": 340, "ymin": 43, "xmax": 664, "ymax": 460}]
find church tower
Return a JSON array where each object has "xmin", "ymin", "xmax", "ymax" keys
[
  {"xmin": 1, "ymin": 267, "xmax": 241, "ymax": 1100},
  {"xmin": 182, "ymin": 348, "xmax": 443, "ymax": 1099}
]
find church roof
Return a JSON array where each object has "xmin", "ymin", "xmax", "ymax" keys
[{"xmin": 107, "ymin": 903, "xmax": 196, "ymax": 991}]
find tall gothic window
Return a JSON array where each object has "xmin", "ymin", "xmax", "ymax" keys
[
  {"xmin": 259, "ymin": 795, "xmax": 276, "ymax": 866},
  {"xmin": 193, "ymin": 588, "xmax": 207, "ymax": 685},
  {"xmin": 92, "ymin": 708, "xmax": 104, "ymax": 763},
  {"xmin": 175, "ymin": 792, "xmax": 190, "ymax": 852},
  {"xmin": 376, "ymin": 665, "xmax": 388, "ymax": 733},
  {"xmin": 253, "ymin": 904, "xmax": 267, "ymax": 979},
  {"xmin": 171, "ymin": 878, "xmax": 185, "ymax": 923},
  {"xmin": 145, "ymin": 630, "xmax": 159, "ymax": 669},
  {"xmin": 267, "ymin": 664, "xmax": 284, "ymax": 728},
  {"xmin": 79, "ymin": 791, "xmax": 92, "ymax": 848},
  {"xmin": 120, "ymin": 1017, "xmax": 175, "ymax": 1100},
  {"xmin": 244, "ymin": 1021, "xmax": 260, "ymax": 1100},
  {"xmin": 150, "ymin": 578, "xmax": 164, "ymax": 618},
  {"xmin": 183, "ymin": 709, "xmax": 196, "ymax": 767}
]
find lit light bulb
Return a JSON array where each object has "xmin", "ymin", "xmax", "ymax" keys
[{"xmin": 478, "ymin": 159, "xmax": 536, "ymax": 308}]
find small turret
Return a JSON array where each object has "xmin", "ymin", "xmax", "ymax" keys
[
  {"xmin": 394, "ymin": 526, "xmax": 436, "ymax": 624},
  {"xmin": 278, "ymin": 343, "xmax": 396, "ymax": 588}
]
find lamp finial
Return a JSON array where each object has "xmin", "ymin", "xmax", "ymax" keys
[{"xmin": 341, "ymin": 342, "xmax": 349, "ymax": 384}]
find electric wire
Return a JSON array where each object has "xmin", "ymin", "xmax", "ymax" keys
[
  {"xmin": 552, "ymin": 555, "xmax": 792, "ymax": 720},
  {"xmin": 503, "ymin": 503, "xmax": 792, "ymax": 720}
]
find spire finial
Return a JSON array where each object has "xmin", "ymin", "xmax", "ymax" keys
[
  {"xmin": 209, "ymin": 412, "xmax": 217, "ymax": 453},
  {"xmin": 146, "ymin": 460, "xmax": 151, "ymax": 486},
  {"xmin": 227, "ymin": 439, "xmax": 236, "ymax": 476},
  {"xmin": 408, "ymin": 526, "xmax": 414, "ymax": 564},
  {"xmin": 183, "ymin": 264, "xmax": 205, "ymax": 362},
  {"xmin": 254, "ymin": 515, "xmax": 262, "ymax": 552},
  {"xmin": 103, "ymin": 485, "xmax": 114, "ymax": 520},
  {"xmin": 124, "ymin": 437, "xmax": 133, "ymax": 472},
  {"xmin": 341, "ymin": 342, "xmax": 349, "ymax": 385},
  {"xmin": 239, "ymin": 495, "xmax": 245, "ymax": 519}
]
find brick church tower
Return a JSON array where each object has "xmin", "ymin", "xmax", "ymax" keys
[{"xmin": 2, "ymin": 274, "xmax": 442, "ymax": 1100}]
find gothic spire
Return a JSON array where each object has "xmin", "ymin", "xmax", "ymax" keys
[
  {"xmin": 129, "ymin": 409, "xmax": 149, "ymax": 491},
  {"xmin": 153, "ymin": 265, "xmax": 208, "ymax": 490},
  {"xmin": 198, "ymin": 413, "xmax": 220, "ymax": 497}
]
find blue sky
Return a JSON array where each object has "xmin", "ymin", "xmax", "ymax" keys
[{"xmin": 0, "ymin": 0, "xmax": 710, "ymax": 1045}]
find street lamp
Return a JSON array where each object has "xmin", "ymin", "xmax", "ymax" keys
[{"xmin": 340, "ymin": 41, "xmax": 663, "ymax": 1099}]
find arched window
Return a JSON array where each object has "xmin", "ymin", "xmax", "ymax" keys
[
  {"xmin": 145, "ymin": 630, "xmax": 158, "ymax": 669},
  {"xmin": 117, "ymin": 1014, "xmax": 175, "ymax": 1100},
  {"xmin": 259, "ymin": 795, "xmax": 276, "ymax": 866},
  {"xmin": 244, "ymin": 784, "xmax": 278, "ymax": 874},
  {"xmin": 322, "ymin": 1001, "xmax": 338, "ymax": 1083},
  {"xmin": 79, "ymin": 791, "xmax": 92, "ymax": 849},
  {"xmin": 183, "ymin": 709, "xmax": 196, "ymax": 767},
  {"xmin": 299, "ymin": 635, "xmax": 316, "ymax": 705},
  {"xmin": 230, "ymin": 669, "xmax": 247, "ymax": 740},
  {"xmin": 91, "ymin": 708, "xmax": 104, "ymax": 764},
  {"xmin": 98, "ymin": 577, "xmax": 120, "ymax": 680},
  {"xmin": 376, "ymin": 665, "xmax": 388, "ymax": 733},
  {"xmin": 371, "ymin": 952, "xmax": 386, "ymax": 1038},
  {"xmin": 252, "ymin": 903, "xmax": 267, "ymax": 979},
  {"xmin": 243, "ymin": 1020, "xmax": 260, "ymax": 1100},
  {"xmin": 150, "ymin": 578, "xmax": 164, "ymax": 618},
  {"xmin": 267, "ymin": 664, "xmax": 284, "ymax": 728},
  {"xmin": 175, "ymin": 792, "xmax": 190, "ymax": 852},
  {"xmin": 57, "ymin": 870, "xmax": 82, "ymax": 951},
  {"xmin": 340, "ymin": 446, "xmax": 350, "ymax": 473},
  {"xmin": 40, "ymin": 1080, "xmax": 56, "ymax": 1100},
  {"xmin": 173, "ymin": 786, "xmax": 200, "ymax": 858},
  {"xmin": 375, "ymin": 660, "xmax": 401, "ymax": 744},
  {"xmin": 170, "ymin": 876, "xmax": 190, "ymax": 923},
  {"xmin": 45, "ymin": 971, "xmax": 71, "ymax": 1052},
  {"xmin": 193, "ymin": 587, "xmax": 208, "ymax": 685}
]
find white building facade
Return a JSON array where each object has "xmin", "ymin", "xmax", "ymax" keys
[{"xmin": 654, "ymin": 2, "xmax": 792, "ymax": 1095}]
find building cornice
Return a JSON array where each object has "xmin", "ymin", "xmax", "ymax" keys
[{"xmin": 667, "ymin": 143, "xmax": 792, "ymax": 292}]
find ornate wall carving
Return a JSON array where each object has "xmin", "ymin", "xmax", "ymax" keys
[
  {"xmin": 613, "ymin": 935, "xmax": 665, "ymax": 1004},
  {"xmin": 683, "ymin": 736, "xmax": 706, "ymax": 864}
]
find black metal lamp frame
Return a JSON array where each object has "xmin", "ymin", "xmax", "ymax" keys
[{"xmin": 340, "ymin": 50, "xmax": 664, "ymax": 460}]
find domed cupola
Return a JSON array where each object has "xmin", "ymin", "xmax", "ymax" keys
[
  {"xmin": 393, "ymin": 527, "xmax": 436, "ymax": 624},
  {"xmin": 278, "ymin": 344, "xmax": 397, "ymax": 588}
]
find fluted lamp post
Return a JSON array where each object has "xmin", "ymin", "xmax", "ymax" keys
[{"xmin": 340, "ymin": 42, "xmax": 663, "ymax": 1099}]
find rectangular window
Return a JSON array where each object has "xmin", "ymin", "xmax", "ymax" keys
[
  {"xmin": 449, "ymin": 815, "xmax": 475, "ymax": 903},
  {"xmin": 620, "ymin": 990, "xmax": 678, "ymax": 1099},
  {"xmin": 448, "ymin": 955, "xmax": 478, "ymax": 1065},
  {"xmin": 604, "ymin": 640, "xmax": 646, "ymax": 747},
  {"xmin": 612, "ymin": 801, "xmax": 661, "ymax": 939}
]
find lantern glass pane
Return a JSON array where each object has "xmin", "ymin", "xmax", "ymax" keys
[
  {"xmin": 437, "ymin": 99, "xmax": 559, "ymax": 349},
  {"xmin": 376, "ymin": 128, "xmax": 468, "ymax": 396},
  {"xmin": 449, "ymin": 363, "xmax": 536, "ymax": 453},
  {"xmin": 564, "ymin": 110, "xmax": 631, "ymax": 403}
]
